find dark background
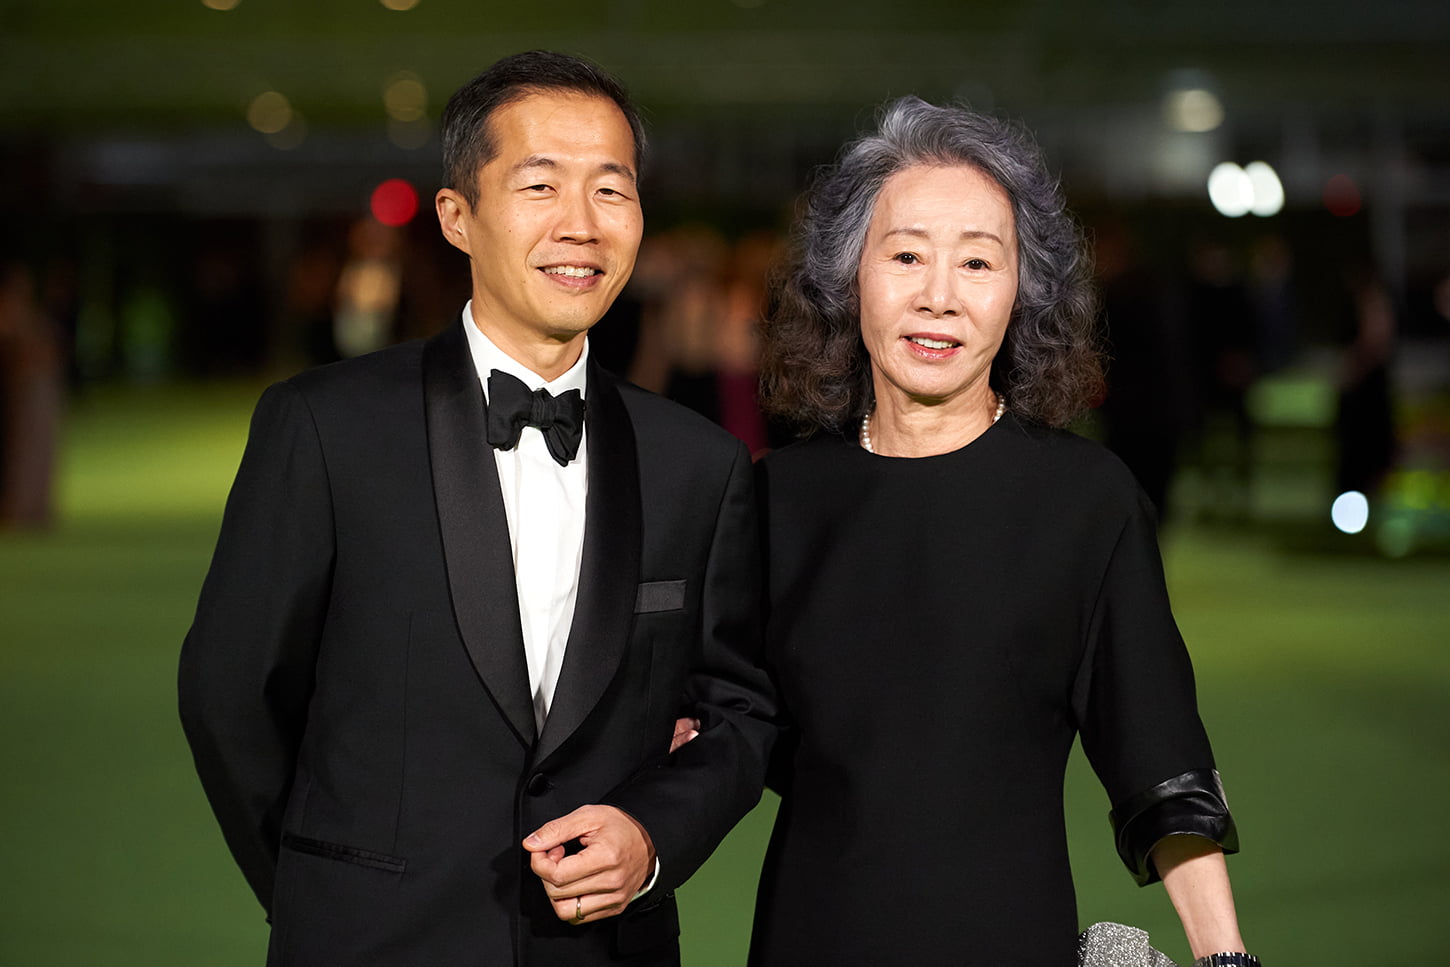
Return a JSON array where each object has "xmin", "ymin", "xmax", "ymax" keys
[{"xmin": 2, "ymin": 3, "xmax": 1448, "ymax": 965}]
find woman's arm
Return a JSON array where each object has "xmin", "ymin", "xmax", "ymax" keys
[{"xmin": 1151, "ymin": 834, "xmax": 1246, "ymax": 959}]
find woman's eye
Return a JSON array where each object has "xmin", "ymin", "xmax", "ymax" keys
[
  {"xmin": 965, "ymin": 258, "xmax": 989, "ymax": 270},
  {"xmin": 893, "ymin": 252, "xmax": 919, "ymax": 265}
]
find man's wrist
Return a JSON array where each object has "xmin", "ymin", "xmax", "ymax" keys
[{"xmin": 630, "ymin": 857, "xmax": 661, "ymax": 902}]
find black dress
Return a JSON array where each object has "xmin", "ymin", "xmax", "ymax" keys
[{"xmin": 749, "ymin": 413, "xmax": 1236, "ymax": 967}]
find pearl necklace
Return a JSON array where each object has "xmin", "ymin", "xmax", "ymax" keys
[{"xmin": 859, "ymin": 392, "xmax": 1005, "ymax": 455}]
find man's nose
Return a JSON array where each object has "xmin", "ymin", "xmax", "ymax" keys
[{"xmin": 553, "ymin": 190, "xmax": 599, "ymax": 244}]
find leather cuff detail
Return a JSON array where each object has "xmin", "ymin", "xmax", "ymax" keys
[{"xmin": 1109, "ymin": 768, "xmax": 1239, "ymax": 886}]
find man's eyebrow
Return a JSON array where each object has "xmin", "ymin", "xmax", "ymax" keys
[
  {"xmin": 512, "ymin": 155, "xmax": 559, "ymax": 174},
  {"xmin": 512, "ymin": 155, "xmax": 637, "ymax": 184},
  {"xmin": 599, "ymin": 161, "xmax": 637, "ymax": 183}
]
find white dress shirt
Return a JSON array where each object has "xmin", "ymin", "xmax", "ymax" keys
[
  {"xmin": 462, "ymin": 303, "xmax": 589, "ymax": 735},
  {"xmin": 462, "ymin": 306, "xmax": 660, "ymax": 898}
]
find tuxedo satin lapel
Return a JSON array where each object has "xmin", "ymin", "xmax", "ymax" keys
[
  {"xmin": 535, "ymin": 364, "xmax": 642, "ymax": 763},
  {"xmin": 422, "ymin": 323, "xmax": 535, "ymax": 746}
]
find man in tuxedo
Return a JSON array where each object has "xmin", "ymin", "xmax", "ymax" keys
[{"xmin": 179, "ymin": 51, "xmax": 775, "ymax": 966}]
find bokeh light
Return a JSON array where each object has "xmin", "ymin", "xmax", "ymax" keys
[
  {"xmin": 1323, "ymin": 173, "xmax": 1362, "ymax": 216},
  {"xmin": 370, "ymin": 178, "xmax": 419, "ymax": 227},
  {"xmin": 1208, "ymin": 161, "xmax": 1284, "ymax": 217},
  {"xmin": 1207, "ymin": 162, "xmax": 1252, "ymax": 217},
  {"xmin": 247, "ymin": 91, "xmax": 293, "ymax": 135},
  {"xmin": 1164, "ymin": 88, "xmax": 1224, "ymax": 133},
  {"xmin": 1245, "ymin": 161, "xmax": 1284, "ymax": 216},
  {"xmin": 201, "ymin": 0, "xmax": 242, "ymax": 9},
  {"xmin": 1331, "ymin": 491, "xmax": 1370, "ymax": 534},
  {"xmin": 384, "ymin": 72, "xmax": 428, "ymax": 122},
  {"xmin": 379, "ymin": 0, "xmax": 421, "ymax": 9}
]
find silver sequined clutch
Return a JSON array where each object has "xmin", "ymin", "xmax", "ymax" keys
[{"xmin": 1077, "ymin": 922, "xmax": 1179, "ymax": 967}]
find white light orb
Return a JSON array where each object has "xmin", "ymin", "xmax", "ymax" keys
[
  {"xmin": 1208, "ymin": 162, "xmax": 1252, "ymax": 217},
  {"xmin": 1246, "ymin": 161, "xmax": 1285, "ymax": 217},
  {"xmin": 1330, "ymin": 491, "xmax": 1370, "ymax": 534}
]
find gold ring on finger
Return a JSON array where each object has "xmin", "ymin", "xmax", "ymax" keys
[{"xmin": 573, "ymin": 897, "xmax": 585, "ymax": 924}]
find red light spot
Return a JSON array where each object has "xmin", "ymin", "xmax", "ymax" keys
[
  {"xmin": 370, "ymin": 178, "xmax": 418, "ymax": 227},
  {"xmin": 1323, "ymin": 174, "xmax": 1361, "ymax": 217}
]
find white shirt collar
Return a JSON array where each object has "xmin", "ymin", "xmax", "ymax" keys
[{"xmin": 461, "ymin": 300, "xmax": 589, "ymax": 402}]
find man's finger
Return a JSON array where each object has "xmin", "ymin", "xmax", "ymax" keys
[
  {"xmin": 530, "ymin": 843, "xmax": 607, "ymax": 887},
  {"xmin": 551, "ymin": 893, "xmax": 629, "ymax": 925},
  {"xmin": 535, "ymin": 863, "xmax": 635, "ymax": 900},
  {"xmin": 530, "ymin": 834, "xmax": 629, "ymax": 888},
  {"xmin": 523, "ymin": 805, "xmax": 601, "ymax": 853}
]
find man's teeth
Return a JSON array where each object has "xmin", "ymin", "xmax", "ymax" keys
[
  {"xmin": 909, "ymin": 336, "xmax": 956, "ymax": 350},
  {"xmin": 543, "ymin": 266, "xmax": 598, "ymax": 277}
]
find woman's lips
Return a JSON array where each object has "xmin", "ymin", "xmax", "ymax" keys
[{"xmin": 903, "ymin": 333, "xmax": 961, "ymax": 358}]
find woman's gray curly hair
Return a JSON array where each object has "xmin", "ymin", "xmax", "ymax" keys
[{"xmin": 760, "ymin": 95, "xmax": 1101, "ymax": 431}]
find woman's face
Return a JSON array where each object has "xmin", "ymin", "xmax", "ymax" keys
[{"xmin": 857, "ymin": 163, "xmax": 1018, "ymax": 409}]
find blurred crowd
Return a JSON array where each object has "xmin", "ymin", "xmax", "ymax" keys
[
  {"xmin": 3, "ymin": 207, "xmax": 1448, "ymax": 534},
  {"xmin": 1092, "ymin": 219, "xmax": 1406, "ymax": 524},
  {"xmin": 0, "ymin": 257, "xmax": 68, "ymax": 529}
]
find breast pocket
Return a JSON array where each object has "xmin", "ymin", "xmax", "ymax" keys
[{"xmin": 634, "ymin": 580, "xmax": 686, "ymax": 614}]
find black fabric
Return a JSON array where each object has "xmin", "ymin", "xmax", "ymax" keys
[
  {"xmin": 749, "ymin": 413, "xmax": 1230, "ymax": 967},
  {"xmin": 485, "ymin": 367, "xmax": 586, "ymax": 466}
]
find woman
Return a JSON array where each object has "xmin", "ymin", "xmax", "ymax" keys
[{"xmin": 748, "ymin": 97, "xmax": 1257, "ymax": 966}]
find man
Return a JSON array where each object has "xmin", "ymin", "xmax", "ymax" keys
[{"xmin": 179, "ymin": 51, "xmax": 774, "ymax": 966}]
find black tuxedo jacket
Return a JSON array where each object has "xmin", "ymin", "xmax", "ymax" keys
[{"xmin": 179, "ymin": 321, "xmax": 775, "ymax": 966}]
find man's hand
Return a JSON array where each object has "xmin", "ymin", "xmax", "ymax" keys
[
  {"xmin": 670, "ymin": 717, "xmax": 701, "ymax": 753},
  {"xmin": 523, "ymin": 805, "xmax": 656, "ymax": 924}
]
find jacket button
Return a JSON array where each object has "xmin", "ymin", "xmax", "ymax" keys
[{"xmin": 526, "ymin": 773, "xmax": 553, "ymax": 796}]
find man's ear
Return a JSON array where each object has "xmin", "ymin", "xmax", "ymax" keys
[{"xmin": 435, "ymin": 188, "xmax": 472, "ymax": 255}]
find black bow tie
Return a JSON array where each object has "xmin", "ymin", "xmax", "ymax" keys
[{"xmin": 485, "ymin": 369, "xmax": 585, "ymax": 467}]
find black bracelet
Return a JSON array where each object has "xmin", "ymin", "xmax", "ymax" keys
[{"xmin": 1193, "ymin": 954, "xmax": 1261, "ymax": 967}]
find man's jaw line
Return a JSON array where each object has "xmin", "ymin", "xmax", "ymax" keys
[{"xmin": 468, "ymin": 305, "xmax": 593, "ymax": 382}]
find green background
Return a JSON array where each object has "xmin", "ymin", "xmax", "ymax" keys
[{"xmin": 2, "ymin": 383, "xmax": 1446, "ymax": 965}]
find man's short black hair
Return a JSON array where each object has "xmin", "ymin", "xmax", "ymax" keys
[{"xmin": 440, "ymin": 50, "xmax": 646, "ymax": 208}]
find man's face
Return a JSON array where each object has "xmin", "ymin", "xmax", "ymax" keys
[{"xmin": 436, "ymin": 90, "xmax": 642, "ymax": 361}]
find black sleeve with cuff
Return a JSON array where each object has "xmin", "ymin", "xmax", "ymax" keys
[{"xmin": 1109, "ymin": 767, "xmax": 1239, "ymax": 886}]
